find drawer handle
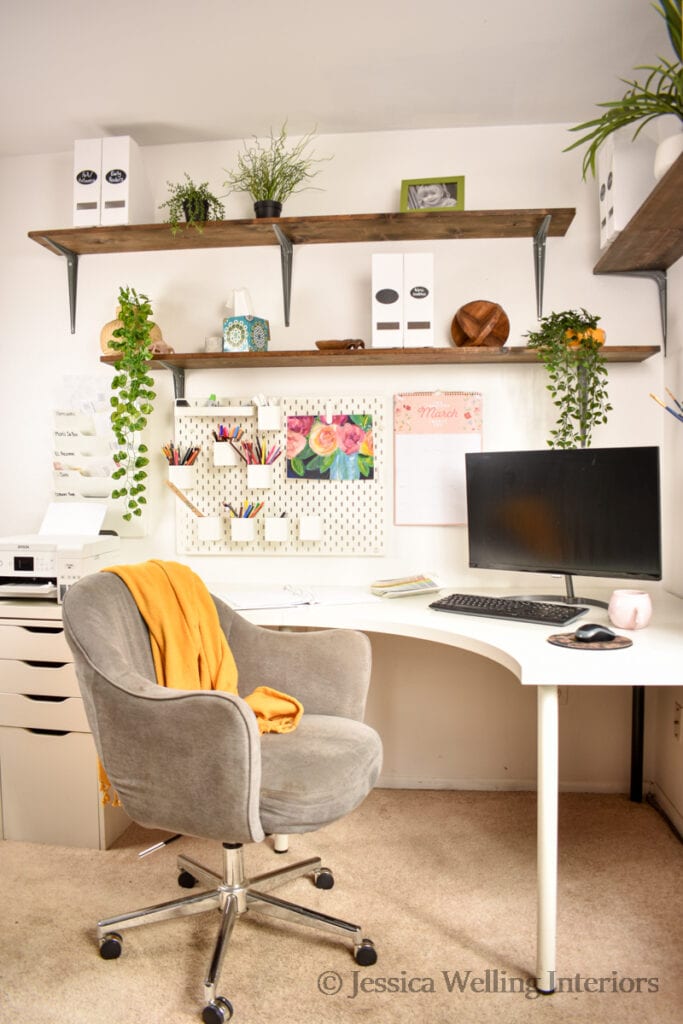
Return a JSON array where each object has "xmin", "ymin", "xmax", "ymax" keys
[
  {"xmin": 22, "ymin": 626, "xmax": 63, "ymax": 636},
  {"xmin": 25, "ymin": 694, "xmax": 68, "ymax": 704},
  {"xmin": 24, "ymin": 660, "xmax": 69, "ymax": 669},
  {"xmin": 27, "ymin": 728, "xmax": 70, "ymax": 736}
]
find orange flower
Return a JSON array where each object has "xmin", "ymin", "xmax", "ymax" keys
[{"xmin": 309, "ymin": 421, "xmax": 339, "ymax": 456}]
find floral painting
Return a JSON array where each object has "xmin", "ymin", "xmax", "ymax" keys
[{"xmin": 287, "ymin": 414, "xmax": 374, "ymax": 481}]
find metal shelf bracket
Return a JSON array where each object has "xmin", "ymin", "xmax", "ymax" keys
[
  {"xmin": 604, "ymin": 270, "xmax": 668, "ymax": 355},
  {"xmin": 38, "ymin": 236, "xmax": 79, "ymax": 334},
  {"xmin": 272, "ymin": 224, "xmax": 293, "ymax": 326},
  {"xmin": 158, "ymin": 362, "xmax": 186, "ymax": 401},
  {"xmin": 533, "ymin": 214, "xmax": 552, "ymax": 319}
]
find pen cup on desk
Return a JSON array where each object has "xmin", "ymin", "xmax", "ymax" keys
[
  {"xmin": 264, "ymin": 516, "xmax": 289, "ymax": 543},
  {"xmin": 247, "ymin": 463, "xmax": 273, "ymax": 489},
  {"xmin": 257, "ymin": 404, "xmax": 281, "ymax": 430},
  {"xmin": 299, "ymin": 515, "xmax": 322, "ymax": 541},
  {"xmin": 197, "ymin": 516, "xmax": 223, "ymax": 542},
  {"xmin": 213, "ymin": 441, "xmax": 241, "ymax": 467},
  {"xmin": 168, "ymin": 464, "xmax": 196, "ymax": 490},
  {"xmin": 230, "ymin": 517, "xmax": 256, "ymax": 542}
]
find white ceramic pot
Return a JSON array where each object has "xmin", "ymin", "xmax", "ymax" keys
[{"xmin": 654, "ymin": 130, "xmax": 683, "ymax": 181}]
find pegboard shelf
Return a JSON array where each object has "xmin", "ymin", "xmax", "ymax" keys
[
  {"xmin": 173, "ymin": 396, "xmax": 383, "ymax": 557},
  {"xmin": 175, "ymin": 404, "xmax": 254, "ymax": 417}
]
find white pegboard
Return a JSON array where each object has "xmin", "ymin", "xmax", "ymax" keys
[{"xmin": 172, "ymin": 396, "xmax": 384, "ymax": 556}]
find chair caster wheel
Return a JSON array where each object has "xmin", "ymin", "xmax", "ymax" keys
[
  {"xmin": 314, "ymin": 867, "xmax": 334, "ymax": 890},
  {"xmin": 355, "ymin": 939, "xmax": 377, "ymax": 966},
  {"xmin": 202, "ymin": 996, "xmax": 233, "ymax": 1023},
  {"xmin": 178, "ymin": 870, "xmax": 197, "ymax": 889},
  {"xmin": 99, "ymin": 932, "xmax": 123, "ymax": 960}
]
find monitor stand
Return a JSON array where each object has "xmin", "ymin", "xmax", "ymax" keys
[{"xmin": 517, "ymin": 574, "xmax": 608, "ymax": 610}]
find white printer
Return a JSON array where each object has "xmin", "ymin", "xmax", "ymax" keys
[{"xmin": 0, "ymin": 503, "xmax": 120, "ymax": 603}]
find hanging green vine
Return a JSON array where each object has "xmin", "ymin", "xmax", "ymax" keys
[
  {"xmin": 526, "ymin": 309, "xmax": 612, "ymax": 449},
  {"xmin": 109, "ymin": 287, "xmax": 156, "ymax": 519}
]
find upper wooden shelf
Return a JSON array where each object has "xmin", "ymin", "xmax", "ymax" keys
[
  {"xmin": 29, "ymin": 208, "xmax": 575, "ymax": 256},
  {"xmin": 100, "ymin": 345, "xmax": 659, "ymax": 371},
  {"xmin": 594, "ymin": 153, "xmax": 683, "ymax": 274}
]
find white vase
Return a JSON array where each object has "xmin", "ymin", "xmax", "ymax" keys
[{"xmin": 654, "ymin": 129, "xmax": 683, "ymax": 181}]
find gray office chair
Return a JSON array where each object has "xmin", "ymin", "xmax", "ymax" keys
[{"xmin": 62, "ymin": 572, "xmax": 382, "ymax": 1024}]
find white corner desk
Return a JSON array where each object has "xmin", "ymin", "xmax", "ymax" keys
[{"xmin": 220, "ymin": 583, "xmax": 683, "ymax": 994}]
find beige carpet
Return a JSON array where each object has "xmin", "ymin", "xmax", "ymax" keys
[{"xmin": 1, "ymin": 789, "xmax": 682, "ymax": 1024}]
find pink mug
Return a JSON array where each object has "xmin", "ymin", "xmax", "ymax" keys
[{"xmin": 607, "ymin": 589, "xmax": 652, "ymax": 630}]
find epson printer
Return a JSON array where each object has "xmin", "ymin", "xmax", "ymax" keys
[{"xmin": 0, "ymin": 503, "xmax": 120, "ymax": 603}]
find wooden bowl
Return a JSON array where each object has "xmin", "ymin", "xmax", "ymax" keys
[{"xmin": 315, "ymin": 339, "xmax": 365, "ymax": 351}]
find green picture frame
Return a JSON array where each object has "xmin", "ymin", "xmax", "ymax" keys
[{"xmin": 400, "ymin": 176, "xmax": 465, "ymax": 212}]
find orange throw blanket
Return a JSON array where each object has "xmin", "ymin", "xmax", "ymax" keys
[{"xmin": 98, "ymin": 560, "xmax": 303, "ymax": 804}]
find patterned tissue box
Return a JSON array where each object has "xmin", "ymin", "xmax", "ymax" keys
[{"xmin": 222, "ymin": 314, "xmax": 270, "ymax": 353}]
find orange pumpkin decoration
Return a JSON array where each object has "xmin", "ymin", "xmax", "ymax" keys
[{"xmin": 564, "ymin": 327, "xmax": 606, "ymax": 349}]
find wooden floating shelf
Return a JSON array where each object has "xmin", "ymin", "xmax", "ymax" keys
[
  {"xmin": 29, "ymin": 207, "xmax": 576, "ymax": 256},
  {"xmin": 594, "ymin": 154, "xmax": 683, "ymax": 274},
  {"xmin": 100, "ymin": 345, "xmax": 660, "ymax": 371}
]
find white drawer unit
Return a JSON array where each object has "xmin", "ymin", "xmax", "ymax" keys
[{"xmin": 0, "ymin": 600, "xmax": 129, "ymax": 848}]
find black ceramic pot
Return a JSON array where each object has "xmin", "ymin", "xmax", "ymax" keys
[
  {"xmin": 182, "ymin": 200, "xmax": 209, "ymax": 224},
  {"xmin": 253, "ymin": 200, "xmax": 282, "ymax": 218}
]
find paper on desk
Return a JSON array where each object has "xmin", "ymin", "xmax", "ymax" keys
[
  {"xmin": 216, "ymin": 585, "xmax": 380, "ymax": 610},
  {"xmin": 39, "ymin": 502, "xmax": 107, "ymax": 536}
]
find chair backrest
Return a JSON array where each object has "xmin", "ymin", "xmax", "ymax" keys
[{"xmin": 62, "ymin": 572, "xmax": 265, "ymax": 844}]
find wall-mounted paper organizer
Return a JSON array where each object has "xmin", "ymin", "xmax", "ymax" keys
[{"xmin": 172, "ymin": 396, "xmax": 384, "ymax": 556}]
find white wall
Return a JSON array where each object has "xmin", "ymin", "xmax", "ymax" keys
[{"xmin": 0, "ymin": 124, "xmax": 679, "ymax": 800}]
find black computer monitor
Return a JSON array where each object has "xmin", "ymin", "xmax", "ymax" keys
[{"xmin": 464, "ymin": 447, "xmax": 662, "ymax": 605}]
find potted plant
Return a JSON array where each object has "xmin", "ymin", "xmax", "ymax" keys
[
  {"xmin": 526, "ymin": 309, "xmax": 612, "ymax": 449},
  {"xmin": 109, "ymin": 286, "xmax": 156, "ymax": 519},
  {"xmin": 564, "ymin": 0, "xmax": 682, "ymax": 179},
  {"xmin": 159, "ymin": 174, "xmax": 226, "ymax": 235},
  {"xmin": 223, "ymin": 123, "xmax": 329, "ymax": 217}
]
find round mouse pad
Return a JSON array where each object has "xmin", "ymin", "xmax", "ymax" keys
[{"xmin": 547, "ymin": 633, "xmax": 633, "ymax": 651}]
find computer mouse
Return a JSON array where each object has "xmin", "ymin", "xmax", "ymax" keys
[{"xmin": 574, "ymin": 622, "xmax": 616, "ymax": 643}]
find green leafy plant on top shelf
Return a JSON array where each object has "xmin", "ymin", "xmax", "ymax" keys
[
  {"xmin": 109, "ymin": 286, "xmax": 156, "ymax": 519},
  {"xmin": 223, "ymin": 123, "xmax": 330, "ymax": 213},
  {"xmin": 564, "ymin": 0, "xmax": 682, "ymax": 178},
  {"xmin": 526, "ymin": 309, "xmax": 612, "ymax": 449},
  {"xmin": 159, "ymin": 174, "xmax": 226, "ymax": 235}
]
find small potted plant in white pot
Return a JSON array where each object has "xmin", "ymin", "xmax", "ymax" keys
[
  {"xmin": 223, "ymin": 123, "xmax": 329, "ymax": 217},
  {"xmin": 564, "ymin": 0, "xmax": 682, "ymax": 180},
  {"xmin": 159, "ymin": 174, "xmax": 226, "ymax": 235}
]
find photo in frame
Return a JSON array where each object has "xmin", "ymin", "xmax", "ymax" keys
[{"xmin": 400, "ymin": 176, "xmax": 465, "ymax": 212}]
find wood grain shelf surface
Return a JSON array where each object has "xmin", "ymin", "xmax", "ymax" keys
[
  {"xmin": 100, "ymin": 345, "xmax": 659, "ymax": 371},
  {"xmin": 30, "ymin": 208, "xmax": 576, "ymax": 256},
  {"xmin": 594, "ymin": 154, "xmax": 683, "ymax": 274}
]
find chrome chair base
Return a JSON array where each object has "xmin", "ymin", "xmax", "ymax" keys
[{"xmin": 96, "ymin": 843, "xmax": 377, "ymax": 1022}]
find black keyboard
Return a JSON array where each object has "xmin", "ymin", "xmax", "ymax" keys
[{"xmin": 429, "ymin": 593, "xmax": 588, "ymax": 626}]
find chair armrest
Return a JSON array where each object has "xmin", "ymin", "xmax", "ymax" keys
[
  {"xmin": 214, "ymin": 597, "xmax": 372, "ymax": 721},
  {"xmin": 91, "ymin": 680, "xmax": 265, "ymax": 844}
]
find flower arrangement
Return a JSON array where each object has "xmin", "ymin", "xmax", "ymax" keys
[{"xmin": 287, "ymin": 414, "xmax": 374, "ymax": 480}]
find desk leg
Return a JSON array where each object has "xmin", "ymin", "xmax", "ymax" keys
[
  {"xmin": 630, "ymin": 686, "xmax": 645, "ymax": 803},
  {"xmin": 536, "ymin": 684, "xmax": 558, "ymax": 994}
]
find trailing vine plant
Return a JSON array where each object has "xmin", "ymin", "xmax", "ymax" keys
[
  {"xmin": 109, "ymin": 286, "xmax": 156, "ymax": 519},
  {"xmin": 526, "ymin": 309, "xmax": 612, "ymax": 449}
]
